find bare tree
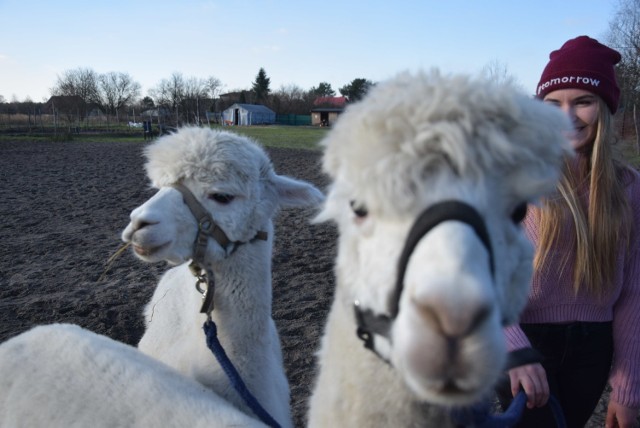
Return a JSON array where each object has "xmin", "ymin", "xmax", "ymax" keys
[
  {"xmin": 204, "ymin": 76, "xmax": 223, "ymax": 114},
  {"xmin": 182, "ymin": 77, "xmax": 209, "ymax": 125},
  {"xmin": 480, "ymin": 59, "xmax": 523, "ymax": 90},
  {"xmin": 51, "ymin": 67, "xmax": 101, "ymax": 119},
  {"xmin": 47, "ymin": 95, "xmax": 86, "ymax": 130},
  {"xmin": 150, "ymin": 72, "xmax": 186, "ymax": 125},
  {"xmin": 607, "ymin": 0, "xmax": 640, "ymax": 149},
  {"xmin": 98, "ymin": 72, "xmax": 141, "ymax": 124},
  {"xmin": 271, "ymin": 84, "xmax": 314, "ymax": 115},
  {"xmin": 17, "ymin": 98, "xmax": 38, "ymax": 130},
  {"xmin": 204, "ymin": 76, "xmax": 223, "ymax": 100}
]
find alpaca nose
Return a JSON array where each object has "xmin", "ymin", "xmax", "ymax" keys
[
  {"xmin": 128, "ymin": 203, "xmax": 162, "ymax": 232},
  {"xmin": 404, "ymin": 220, "xmax": 496, "ymax": 339},
  {"xmin": 122, "ymin": 211, "xmax": 160, "ymax": 243},
  {"xmin": 414, "ymin": 298, "xmax": 492, "ymax": 338},
  {"xmin": 129, "ymin": 217, "xmax": 158, "ymax": 233}
]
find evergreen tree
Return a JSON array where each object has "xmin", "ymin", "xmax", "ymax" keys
[
  {"xmin": 339, "ymin": 78, "xmax": 374, "ymax": 102},
  {"xmin": 310, "ymin": 82, "xmax": 336, "ymax": 97},
  {"xmin": 252, "ymin": 68, "xmax": 271, "ymax": 103}
]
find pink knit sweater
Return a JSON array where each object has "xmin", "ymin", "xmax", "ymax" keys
[{"xmin": 504, "ymin": 167, "xmax": 640, "ymax": 408}]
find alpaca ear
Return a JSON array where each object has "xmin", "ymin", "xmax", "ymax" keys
[{"xmin": 272, "ymin": 174, "xmax": 324, "ymax": 208}]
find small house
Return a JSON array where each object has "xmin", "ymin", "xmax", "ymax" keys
[
  {"xmin": 221, "ymin": 103, "xmax": 275, "ymax": 126},
  {"xmin": 311, "ymin": 96, "xmax": 346, "ymax": 126}
]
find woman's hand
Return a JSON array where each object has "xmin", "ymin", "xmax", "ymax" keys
[
  {"xmin": 507, "ymin": 363, "xmax": 549, "ymax": 409},
  {"xmin": 606, "ymin": 401, "xmax": 639, "ymax": 428}
]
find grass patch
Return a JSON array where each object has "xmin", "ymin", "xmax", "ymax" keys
[
  {"xmin": 50, "ymin": 133, "xmax": 74, "ymax": 142},
  {"xmin": 0, "ymin": 134, "xmax": 52, "ymax": 143},
  {"xmin": 0, "ymin": 132, "xmax": 146, "ymax": 144},
  {"xmin": 208, "ymin": 125, "xmax": 328, "ymax": 150},
  {"xmin": 0, "ymin": 125, "xmax": 327, "ymax": 149},
  {"xmin": 67, "ymin": 134, "xmax": 146, "ymax": 143}
]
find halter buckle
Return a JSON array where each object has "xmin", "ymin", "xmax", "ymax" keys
[{"xmin": 199, "ymin": 218, "xmax": 214, "ymax": 233}]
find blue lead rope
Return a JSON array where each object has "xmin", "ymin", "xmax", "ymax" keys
[
  {"xmin": 204, "ymin": 313, "xmax": 567, "ymax": 428},
  {"xmin": 547, "ymin": 394, "xmax": 567, "ymax": 428},
  {"xmin": 451, "ymin": 390, "xmax": 566, "ymax": 428},
  {"xmin": 203, "ymin": 318, "xmax": 281, "ymax": 428},
  {"xmin": 451, "ymin": 390, "xmax": 526, "ymax": 427}
]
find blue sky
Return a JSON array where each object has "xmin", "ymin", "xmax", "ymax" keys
[{"xmin": 0, "ymin": 0, "xmax": 617, "ymax": 103}]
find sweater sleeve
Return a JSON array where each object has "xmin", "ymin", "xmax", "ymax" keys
[
  {"xmin": 504, "ymin": 324, "xmax": 532, "ymax": 352},
  {"xmin": 609, "ymin": 176, "xmax": 640, "ymax": 409}
]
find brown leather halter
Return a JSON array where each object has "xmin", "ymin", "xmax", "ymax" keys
[{"xmin": 171, "ymin": 183, "xmax": 268, "ymax": 314}]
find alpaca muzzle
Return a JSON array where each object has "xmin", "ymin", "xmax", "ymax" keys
[{"xmin": 353, "ymin": 200, "xmax": 495, "ymax": 363}]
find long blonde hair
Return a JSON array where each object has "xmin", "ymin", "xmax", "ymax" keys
[{"xmin": 534, "ymin": 98, "xmax": 632, "ymax": 296}]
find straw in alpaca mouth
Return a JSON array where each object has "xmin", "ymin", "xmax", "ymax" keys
[{"xmin": 98, "ymin": 242, "xmax": 131, "ymax": 282}]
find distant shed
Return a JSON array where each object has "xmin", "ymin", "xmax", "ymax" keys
[
  {"xmin": 311, "ymin": 96, "xmax": 346, "ymax": 126},
  {"xmin": 221, "ymin": 103, "xmax": 275, "ymax": 126},
  {"xmin": 311, "ymin": 107, "xmax": 343, "ymax": 127}
]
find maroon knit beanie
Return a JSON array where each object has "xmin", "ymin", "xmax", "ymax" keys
[{"xmin": 536, "ymin": 35, "xmax": 622, "ymax": 113}]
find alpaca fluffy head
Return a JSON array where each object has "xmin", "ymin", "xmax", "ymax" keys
[
  {"xmin": 123, "ymin": 126, "xmax": 323, "ymax": 265},
  {"xmin": 144, "ymin": 127, "xmax": 270, "ymax": 191},
  {"xmin": 316, "ymin": 70, "xmax": 572, "ymax": 405}
]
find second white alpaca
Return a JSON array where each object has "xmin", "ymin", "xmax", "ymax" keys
[{"xmin": 123, "ymin": 126, "xmax": 323, "ymax": 427}]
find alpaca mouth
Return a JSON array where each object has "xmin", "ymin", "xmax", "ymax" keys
[
  {"xmin": 133, "ymin": 242, "xmax": 170, "ymax": 257},
  {"xmin": 439, "ymin": 379, "xmax": 468, "ymax": 395},
  {"xmin": 432, "ymin": 377, "xmax": 486, "ymax": 404},
  {"xmin": 440, "ymin": 379, "xmax": 475, "ymax": 395}
]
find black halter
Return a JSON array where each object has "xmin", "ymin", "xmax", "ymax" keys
[
  {"xmin": 353, "ymin": 200, "xmax": 495, "ymax": 361},
  {"xmin": 171, "ymin": 183, "xmax": 268, "ymax": 314}
]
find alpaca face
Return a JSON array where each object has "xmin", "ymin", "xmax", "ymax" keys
[
  {"xmin": 314, "ymin": 70, "xmax": 573, "ymax": 408},
  {"xmin": 326, "ymin": 178, "xmax": 533, "ymax": 405},
  {"xmin": 122, "ymin": 174, "xmax": 269, "ymax": 265},
  {"xmin": 122, "ymin": 126, "xmax": 324, "ymax": 268}
]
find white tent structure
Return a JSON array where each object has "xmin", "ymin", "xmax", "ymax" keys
[{"xmin": 221, "ymin": 103, "xmax": 276, "ymax": 126}]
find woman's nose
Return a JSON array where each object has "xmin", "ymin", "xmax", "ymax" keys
[{"xmin": 560, "ymin": 104, "xmax": 577, "ymax": 122}]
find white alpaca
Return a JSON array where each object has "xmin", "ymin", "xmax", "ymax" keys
[
  {"xmin": 0, "ymin": 324, "xmax": 266, "ymax": 427},
  {"xmin": 307, "ymin": 71, "xmax": 573, "ymax": 426},
  {"xmin": 123, "ymin": 126, "xmax": 323, "ymax": 427}
]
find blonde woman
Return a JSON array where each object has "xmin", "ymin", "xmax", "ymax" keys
[{"xmin": 497, "ymin": 36, "xmax": 640, "ymax": 428}]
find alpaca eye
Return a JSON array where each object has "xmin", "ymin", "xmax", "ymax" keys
[
  {"xmin": 350, "ymin": 200, "xmax": 368, "ymax": 218},
  {"xmin": 209, "ymin": 193, "xmax": 235, "ymax": 204},
  {"xmin": 511, "ymin": 203, "xmax": 527, "ymax": 223}
]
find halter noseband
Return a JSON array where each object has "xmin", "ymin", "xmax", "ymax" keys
[
  {"xmin": 354, "ymin": 200, "xmax": 495, "ymax": 361},
  {"xmin": 171, "ymin": 183, "xmax": 268, "ymax": 314}
]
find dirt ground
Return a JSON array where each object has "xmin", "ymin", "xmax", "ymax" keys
[{"xmin": 0, "ymin": 139, "xmax": 613, "ymax": 427}]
